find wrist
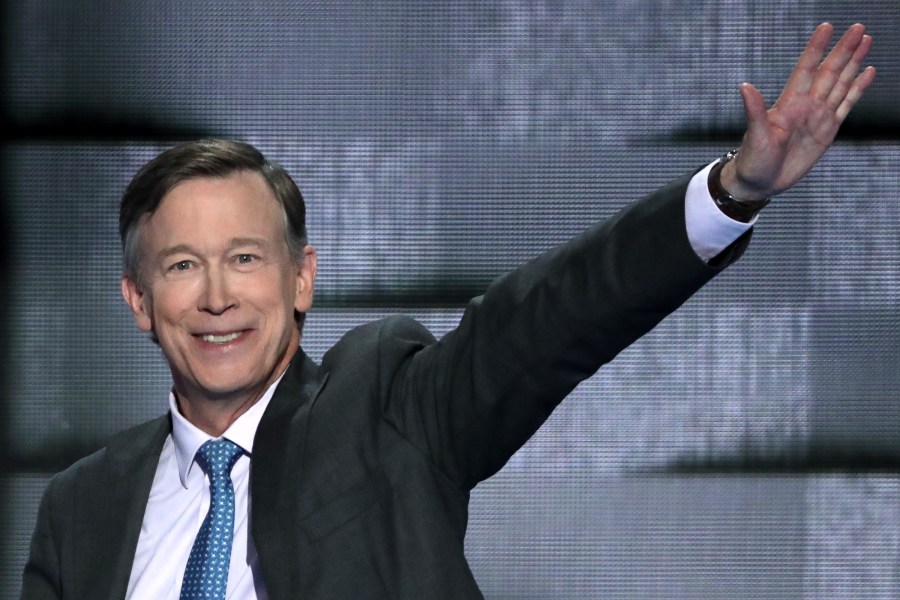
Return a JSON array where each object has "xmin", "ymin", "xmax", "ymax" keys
[
  {"xmin": 719, "ymin": 160, "xmax": 768, "ymax": 201},
  {"xmin": 708, "ymin": 150, "xmax": 771, "ymax": 223}
]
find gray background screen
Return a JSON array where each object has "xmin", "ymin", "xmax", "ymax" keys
[{"xmin": 3, "ymin": 1, "xmax": 900, "ymax": 597}]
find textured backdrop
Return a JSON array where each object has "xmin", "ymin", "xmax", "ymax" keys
[{"xmin": 3, "ymin": 1, "xmax": 900, "ymax": 597}]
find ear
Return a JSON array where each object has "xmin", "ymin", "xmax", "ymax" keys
[
  {"xmin": 121, "ymin": 275, "xmax": 154, "ymax": 333},
  {"xmin": 294, "ymin": 245, "xmax": 317, "ymax": 314}
]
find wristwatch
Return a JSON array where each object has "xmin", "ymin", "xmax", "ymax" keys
[{"xmin": 707, "ymin": 150, "xmax": 771, "ymax": 223}]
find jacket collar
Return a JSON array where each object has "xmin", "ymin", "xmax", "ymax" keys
[
  {"xmin": 251, "ymin": 347, "xmax": 329, "ymax": 598},
  {"xmin": 76, "ymin": 414, "xmax": 171, "ymax": 599}
]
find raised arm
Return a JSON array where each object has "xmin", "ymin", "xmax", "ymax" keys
[{"xmin": 721, "ymin": 23, "xmax": 876, "ymax": 201}]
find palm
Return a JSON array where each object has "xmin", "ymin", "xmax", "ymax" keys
[{"xmin": 729, "ymin": 23, "xmax": 875, "ymax": 199}]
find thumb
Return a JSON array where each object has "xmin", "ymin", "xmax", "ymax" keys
[{"xmin": 740, "ymin": 82, "xmax": 769, "ymax": 139}]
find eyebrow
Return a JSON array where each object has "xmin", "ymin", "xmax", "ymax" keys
[
  {"xmin": 158, "ymin": 244, "xmax": 197, "ymax": 259},
  {"xmin": 157, "ymin": 238, "xmax": 269, "ymax": 259},
  {"xmin": 227, "ymin": 237, "xmax": 269, "ymax": 250}
]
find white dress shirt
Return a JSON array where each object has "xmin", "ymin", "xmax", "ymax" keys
[
  {"xmin": 126, "ymin": 375, "xmax": 282, "ymax": 599},
  {"xmin": 124, "ymin": 162, "xmax": 753, "ymax": 598},
  {"xmin": 685, "ymin": 161, "xmax": 755, "ymax": 261}
]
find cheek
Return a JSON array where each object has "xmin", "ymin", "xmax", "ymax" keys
[
  {"xmin": 238, "ymin": 273, "xmax": 296, "ymax": 320},
  {"xmin": 148, "ymin": 283, "xmax": 196, "ymax": 326},
  {"xmin": 260, "ymin": 267, "xmax": 302, "ymax": 309}
]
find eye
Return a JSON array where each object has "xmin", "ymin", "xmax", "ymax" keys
[
  {"xmin": 233, "ymin": 253, "xmax": 264, "ymax": 269},
  {"xmin": 170, "ymin": 260, "xmax": 193, "ymax": 272}
]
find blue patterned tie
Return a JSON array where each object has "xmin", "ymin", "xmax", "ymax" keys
[{"xmin": 180, "ymin": 438, "xmax": 243, "ymax": 600}]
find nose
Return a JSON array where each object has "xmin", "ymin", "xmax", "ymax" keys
[{"xmin": 198, "ymin": 266, "xmax": 238, "ymax": 315}]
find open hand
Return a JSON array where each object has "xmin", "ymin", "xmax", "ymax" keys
[{"xmin": 721, "ymin": 23, "xmax": 876, "ymax": 201}]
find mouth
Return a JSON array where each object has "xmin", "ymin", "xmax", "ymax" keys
[{"xmin": 196, "ymin": 330, "xmax": 247, "ymax": 344}]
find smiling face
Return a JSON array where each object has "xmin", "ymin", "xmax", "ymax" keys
[{"xmin": 121, "ymin": 171, "xmax": 316, "ymax": 415}]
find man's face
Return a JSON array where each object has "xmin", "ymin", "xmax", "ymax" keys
[{"xmin": 121, "ymin": 171, "xmax": 316, "ymax": 407}]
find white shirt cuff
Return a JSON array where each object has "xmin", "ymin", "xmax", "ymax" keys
[{"xmin": 685, "ymin": 161, "xmax": 756, "ymax": 262}]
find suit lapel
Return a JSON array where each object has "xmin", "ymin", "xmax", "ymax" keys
[
  {"xmin": 251, "ymin": 348, "xmax": 327, "ymax": 598},
  {"xmin": 73, "ymin": 415, "xmax": 170, "ymax": 598},
  {"xmin": 68, "ymin": 350, "xmax": 323, "ymax": 597}
]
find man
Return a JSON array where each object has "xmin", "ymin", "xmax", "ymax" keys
[{"xmin": 22, "ymin": 23, "xmax": 874, "ymax": 599}]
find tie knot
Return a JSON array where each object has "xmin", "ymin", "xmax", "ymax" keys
[{"xmin": 195, "ymin": 438, "xmax": 242, "ymax": 479}]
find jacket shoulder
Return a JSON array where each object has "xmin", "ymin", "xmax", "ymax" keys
[
  {"xmin": 321, "ymin": 314, "xmax": 435, "ymax": 367},
  {"xmin": 46, "ymin": 415, "xmax": 170, "ymax": 495}
]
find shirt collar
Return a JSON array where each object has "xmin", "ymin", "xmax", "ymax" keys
[{"xmin": 170, "ymin": 372, "xmax": 286, "ymax": 488}]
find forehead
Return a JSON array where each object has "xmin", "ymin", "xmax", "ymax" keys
[{"xmin": 142, "ymin": 171, "xmax": 285, "ymax": 252}]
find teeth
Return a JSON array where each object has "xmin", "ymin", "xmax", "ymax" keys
[{"xmin": 201, "ymin": 332, "xmax": 242, "ymax": 344}]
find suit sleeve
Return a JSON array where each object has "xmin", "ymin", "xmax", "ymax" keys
[
  {"xmin": 378, "ymin": 172, "xmax": 750, "ymax": 490},
  {"xmin": 20, "ymin": 476, "xmax": 64, "ymax": 599}
]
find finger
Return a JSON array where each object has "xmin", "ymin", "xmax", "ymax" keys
[
  {"xmin": 740, "ymin": 82, "xmax": 769, "ymax": 138},
  {"xmin": 826, "ymin": 34, "xmax": 873, "ymax": 109},
  {"xmin": 836, "ymin": 65, "xmax": 876, "ymax": 122},
  {"xmin": 809, "ymin": 23, "xmax": 868, "ymax": 100},
  {"xmin": 779, "ymin": 23, "xmax": 834, "ymax": 100}
]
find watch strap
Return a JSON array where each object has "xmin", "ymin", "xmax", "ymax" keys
[{"xmin": 708, "ymin": 150, "xmax": 771, "ymax": 223}]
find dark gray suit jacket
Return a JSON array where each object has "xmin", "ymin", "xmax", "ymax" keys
[{"xmin": 21, "ymin": 173, "xmax": 748, "ymax": 599}]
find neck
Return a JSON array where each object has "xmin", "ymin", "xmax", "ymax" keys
[
  {"xmin": 173, "ymin": 334, "xmax": 300, "ymax": 436},
  {"xmin": 174, "ymin": 389, "xmax": 267, "ymax": 437}
]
